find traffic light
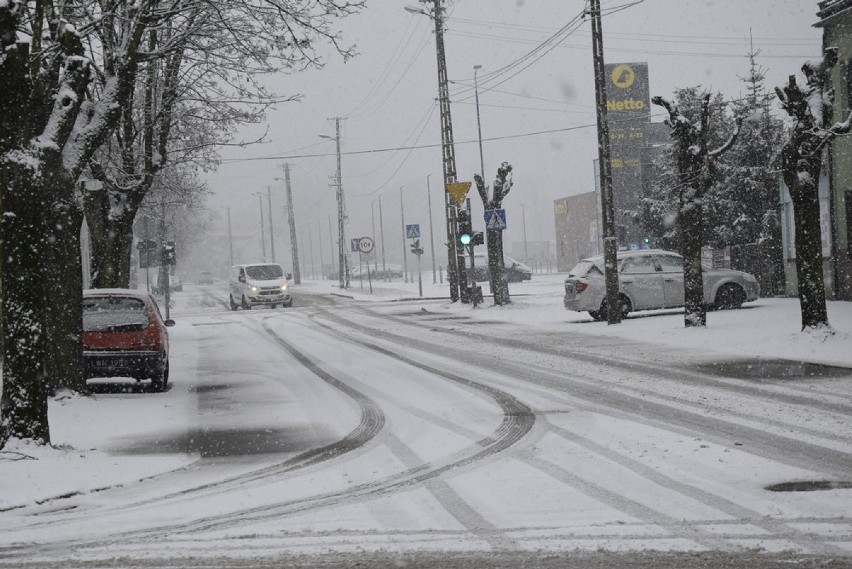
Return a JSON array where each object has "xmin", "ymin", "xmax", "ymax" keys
[
  {"xmin": 457, "ymin": 209, "xmax": 472, "ymax": 246},
  {"xmin": 471, "ymin": 231, "xmax": 484, "ymax": 246}
]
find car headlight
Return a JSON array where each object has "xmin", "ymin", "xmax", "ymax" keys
[
  {"xmin": 249, "ymin": 285, "xmax": 259, "ymax": 292},
  {"xmin": 280, "ymin": 283, "xmax": 288, "ymax": 291}
]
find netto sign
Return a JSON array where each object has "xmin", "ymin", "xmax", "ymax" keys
[{"xmin": 605, "ymin": 62, "xmax": 649, "ymax": 116}]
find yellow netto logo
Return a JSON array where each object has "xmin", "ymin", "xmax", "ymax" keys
[
  {"xmin": 606, "ymin": 98, "xmax": 645, "ymax": 111},
  {"xmin": 610, "ymin": 64, "xmax": 635, "ymax": 89}
]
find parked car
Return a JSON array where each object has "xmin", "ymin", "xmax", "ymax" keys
[
  {"xmin": 563, "ymin": 249, "xmax": 759, "ymax": 320},
  {"xmin": 197, "ymin": 271, "xmax": 214, "ymax": 284},
  {"xmin": 229, "ymin": 263, "xmax": 292, "ymax": 309},
  {"xmin": 466, "ymin": 254, "xmax": 533, "ymax": 283},
  {"xmin": 82, "ymin": 289, "xmax": 175, "ymax": 391}
]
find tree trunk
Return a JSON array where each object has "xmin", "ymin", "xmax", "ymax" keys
[
  {"xmin": 680, "ymin": 202, "xmax": 706, "ymax": 327},
  {"xmin": 84, "ymin": 188, "xmax": 137, "ymax": 289},
  {"xmin": 487, "ymin": 230, "xmax": 510, "ymax": 305},
  {"xmin": 43, "ymin": 176, "xmax": 86, "ymax": 394},
  {"xmin": 1, "ymin": 163, "xmax": 51, "ymax": 445},
  {"xmin": 789, "ymin": 184, "xmax": 829, "ymax": 330}
]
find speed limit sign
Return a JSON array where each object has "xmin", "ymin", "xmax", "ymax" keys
[{"xmin": 357, "ymin": 237, "xmax": 374, "ymax": 254}]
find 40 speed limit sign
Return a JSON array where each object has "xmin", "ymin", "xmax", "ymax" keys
[{"xmin": 357, "ymin": 236, "xmax": 374, "ymax": 254}]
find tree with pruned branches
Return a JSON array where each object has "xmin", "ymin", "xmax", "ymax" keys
[
  {"xmin": 652, "ymin": 93, "xmax": 741, "ymax": 328},
  {"xmin": 775, "ymin": 47, "xmax": 851, "ymax": 332}
]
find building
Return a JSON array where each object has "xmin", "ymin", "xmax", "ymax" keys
[
  {"xmin": 554, "ymin": 192, "xmax": 600, "ymax": 272},
  {"xmin": 814, "ymin": 0, "xmax": 852, "ymax": 300}
]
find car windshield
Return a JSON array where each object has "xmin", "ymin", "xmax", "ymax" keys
[
  {"xmin": 82, "ymin": 296, "xmax": 149, "ymax": 332},
  {"xmin": 245, "ymin": 265, "xmax": 283, "ymax": 280}
]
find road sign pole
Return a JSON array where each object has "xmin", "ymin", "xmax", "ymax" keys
[{"xmin": 418, "ymin": 254, "xmax": 423, "ymax": 298}]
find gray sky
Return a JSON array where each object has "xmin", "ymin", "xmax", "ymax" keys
[{"xmin": 204, "ymin": 0, "xmax": 821, "ymax": 269}]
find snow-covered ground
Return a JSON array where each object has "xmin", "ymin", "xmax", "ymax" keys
[{"xmin": 1, "ymin": 273, "xmax": 850, "ymax": 565}]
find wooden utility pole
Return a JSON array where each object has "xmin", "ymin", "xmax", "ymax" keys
[
  {"xmin": 589, "ymin": 0, "xmax": 621, "ymax": 324},
  {"xmin": 282, "ymin": 163, "xmax": 300, "ymax": 284}
]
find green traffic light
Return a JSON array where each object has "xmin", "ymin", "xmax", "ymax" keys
[{"xmin": 459, "ymin": 233, "xmax": 472, "ymax": 245}]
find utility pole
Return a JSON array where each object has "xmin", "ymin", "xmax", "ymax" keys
[
  {"xmin": 407, "ymin": 0, "xmax": 462, "ymax": 302},
  {"xmin": 328, "ymin": 215, "xmax": 335, "ymax": 278},
  {"xmin": 371, "ymin": 200, "xmax": 378, "ymax": 272},
  {"xmin": 255, "ymin": 192, "xmax": 267, "ymax": 262},
  {"xmin": 266, "ymin": 186, "xmax": 275, "ymax": 263},
  {"xmin": 379, "ymin": 195, "xmax": 387, "ymax": 274},
  {"xmin": 306, "ymin": 226, "xmax": 315, "ymax": 280},
  {"xmin": 590, "ymin": 0, "xmax": 620, "ymax": 325},
  {"xmin": 521, "ymin": 203, "xmax": 529, "ymax": 264},
  {"xmin": 427, "ymin": 173, "xmax": 437, "ymax": 283},
  {"xmin": 281, "ymin": 164, "xmax": 300, "ymax": 284},
  {"xmin": 322, "ymin": 118, "xmax": 347, "ymax": 289},
  {"xmin": 226, "ymin": 207, "xmax": 234, "ymax": 267},
  {"xmin": 317, "ymin": 219, "xmax": 324, "ymax": 281},
  {"xmin": 474, "ymin": 64, "xmax": 485, "ymax": 179},
  {"xmin": 400, "ymin": 185, "xmax": 408, "ymax": 283}
]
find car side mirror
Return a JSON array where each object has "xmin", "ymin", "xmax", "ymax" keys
[
  {"xmin": 238, "ymin": 275, "xmax": 246, "ymax": 283},
  {"xmin": 165, "ymin": 319, "xmax": 176, "ymax": 327},
  {"xmin": 286, "ymin": 273, "xmax": 292, "ymax": 280}
]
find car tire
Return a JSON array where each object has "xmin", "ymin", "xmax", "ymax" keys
[
  {"xmin": 229, "ymin": 295, "xmax": 238, "ymax": 311},
  {"xmin": 150, "ymin": 360, "xmax": 169, "ymax": 392},
  {"xmin": 242, "ymin": 295, "xmax": 251, "ymax": 310},
  {"xmin": 596, "ymin": 294, "xmax": 632, "ymax": 320},
  {"xmin": 714, "ymin": 283, "xmax": 745, "ymax": 310},
  {"xmin": 283, "ymin": 300, "xmax": 292, "ymax": 308},
  {"xmin": 588, "ymin": 309, "xmax": 604, "ymax": 321},
  {"xmin": 270, "ymin": 304, "xmax": 277, "ymax": 309}
]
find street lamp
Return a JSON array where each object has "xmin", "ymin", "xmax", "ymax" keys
[{"xmin": 474, "ymin": 64, "xmax": 485, "ymax": 180}]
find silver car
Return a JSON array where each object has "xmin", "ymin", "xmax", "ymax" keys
[{"xmin": 563, "ymin": 249, "xmax": 759, "ymax": 320}]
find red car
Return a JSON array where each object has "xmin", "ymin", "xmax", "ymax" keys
[{"xmin": 82, "ymin": 289, "xmax": 175, "ymax": 392}]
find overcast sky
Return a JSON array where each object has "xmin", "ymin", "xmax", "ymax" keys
[{"xmin": 203, "ymin": 0, "xmax": 822, "ymax": 270}]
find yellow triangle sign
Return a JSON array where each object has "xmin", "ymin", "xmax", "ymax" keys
[{"xmin": 445, "ymin": 182, "xmax": 472, "ymax": 205}]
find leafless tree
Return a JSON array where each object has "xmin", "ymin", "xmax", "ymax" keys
[{"xmin": 775, "ymin": 47, "xmax": 851, "ymax": 332}]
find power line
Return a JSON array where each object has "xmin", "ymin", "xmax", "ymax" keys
[{"xmin": 220, "ymin": 113, "xmax": 666, "ymax": 165}]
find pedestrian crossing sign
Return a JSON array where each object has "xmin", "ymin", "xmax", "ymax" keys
[{"xmin": 484, "ymin": 209, "xmax": 507, "ymax": 232}]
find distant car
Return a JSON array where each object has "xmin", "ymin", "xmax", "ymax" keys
[
  {"xmin": 82, "ymin": 289, "xmax": 175, "ymax": 391},
  {"xmin": 198, "ymin": 271, "xmax": 214, "ymax": 285},
  {"xmin": 563, "ymin": 249, "xmax": 759, "ymax": 320},
  {"xmin": 467, "ymin": 255, "xmax": 532, "ymax": 283},
  {"xmin": 169, "ymin": 274, "xmax": 183, "ymax": 292}
]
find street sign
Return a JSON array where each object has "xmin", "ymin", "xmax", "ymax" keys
[
  {"xmin": 445, "ymin": 181, "xmax": 472, "ymax": 205},
  {"xmin": 405, "ymin": 224, "xmax": 421, "ymax": 239},
  {"xmin": 357, "ymin": 236, "xmax": 374, "ymax": 254},
  {"xmin": 485, "ymin": 208, "xmax": 507, "ymax": 232},
  {"xmin": 350, "ymin": 238, "xmax": 360, "ymax": 252}
]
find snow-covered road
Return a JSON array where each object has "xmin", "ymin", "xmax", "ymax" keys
[{"xmin": 1, "ymin": 281, "xmax": 851, "ymax": 568}]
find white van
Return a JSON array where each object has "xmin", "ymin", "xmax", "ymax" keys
[{"xmin": 229, "ymin": 263, "xmax": 292, "ymax": 310}]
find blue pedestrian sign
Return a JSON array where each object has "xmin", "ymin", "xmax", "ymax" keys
[
  {"xmin": 350, "ymin": 238, "xmax": 360, "ymax": 252},
  {"xmin": 484, "ymin": 209, "xmax": 507, "ymax": 232},
  {"xmin": 405, "ymin": 224, "xmax": 421, "ymax": 239}
]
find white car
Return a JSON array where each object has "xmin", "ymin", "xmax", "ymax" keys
[
  {"xmin": 563, "ymin": 249, "xmax": 759, "ymax": 320},
  {"xmin": 229, "ymin": 263, "xmax": 292, "ymax": 310}
]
